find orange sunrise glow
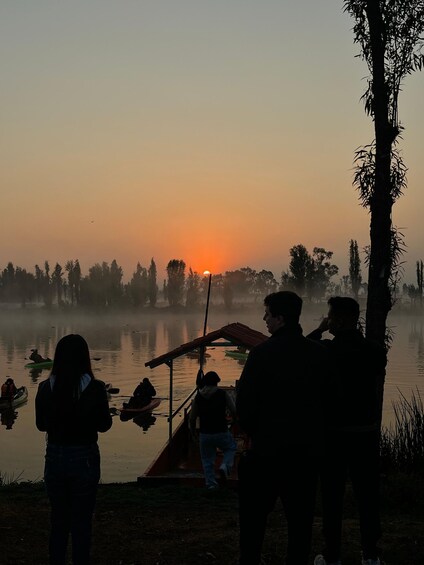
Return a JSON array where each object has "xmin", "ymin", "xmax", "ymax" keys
[{"xmin": 1, "ymin": 2, "xmax": 423, "ymax": 285}]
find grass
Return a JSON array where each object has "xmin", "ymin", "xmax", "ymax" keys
[
  {"xmin": 0, "ymin": 479, "xmax": 424, "ymax": 564},
  {"xmin": 381, "ymin": 388, "xmax": 424, "ymax": 473},
  {"xmin": 2, "ymin": 389, "xmax": 424, "ymax": 563}
]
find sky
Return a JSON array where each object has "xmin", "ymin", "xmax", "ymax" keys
[{"xmin": 1, "ymin": 1, "xmax": 423, "ymax": 284}]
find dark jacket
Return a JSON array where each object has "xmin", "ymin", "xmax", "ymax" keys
[
  {"xmin": 190, "ymin": 385, "xmax": 236, "ymax": 434},
  {"xmin": 307, "ymin": 328, "xmax": 387, "ymax": 430},
  {"xmin": 36, "ymin": 376, "xmax": 112, "ymax": 445},
  {"xmin": 236, "ymin": 324, "xmax": 328, "ymax": 455}
]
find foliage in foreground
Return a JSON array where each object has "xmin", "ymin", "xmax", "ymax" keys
[{"xmin": 381, "ymin": 388, "xmax": 424, "ymax": 473}]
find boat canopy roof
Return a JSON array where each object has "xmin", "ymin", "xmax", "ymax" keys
[{"xmin": 145, "ymin": 322, "xmax": 267, "ymax": 369}]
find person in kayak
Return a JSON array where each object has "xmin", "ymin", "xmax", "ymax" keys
[
  {"xmin": 1, "ymin": 377, "xmax": 17, "ymax": 399},
  {"xmin": 29, "ymin": 349, "xmax": 51, "ymax": 364},
  {"xmin": 126, "ymin": 377, "xmax": 157, "ymax": 409}
]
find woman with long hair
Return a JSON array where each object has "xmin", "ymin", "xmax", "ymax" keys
[{"xmin": 36, "ymin": 334, "xmax": 112, "ymax": 565}]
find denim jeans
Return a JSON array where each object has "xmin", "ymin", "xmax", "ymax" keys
[
  {"xmin": 238, "ymin": 447, "xmax": 318, "ymax": 565},
  {"xmin": 44, "ymin": 443, "xmax": 101, "ymax": 565},
  {"xmin": 199, "ymin": 430, "xmax": 237, "ymax": 488},
  {"xmin": 319, "ymin": 430, "xmax": 381, "ymax": 562}
]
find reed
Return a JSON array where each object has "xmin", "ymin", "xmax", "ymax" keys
[
  {"xmin": 0, "ymin": 470, "xmax": 24, "ymax": 487},
  {"xmin": 381, "ymin": 388, "xmax": 424, "ymax": 473}
]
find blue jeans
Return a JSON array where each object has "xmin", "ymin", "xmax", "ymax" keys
[
  {"xmin": 319, "ymin": 430, "xmax": 381, "ymax": 562},
  {"xmin": 238, "ymin": 447, "xmax": 318, "ymax": 565},
  {"xmin": 44, "ymin": 443, "xmax": 101, "ymax": 565},
  {"xmin": 199, "ymin": 430, "xmax": 237, "ymax": 488}
]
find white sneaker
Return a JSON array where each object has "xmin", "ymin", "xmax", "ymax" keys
[
  {"xmin": 362, "ymin": 559, "xmax": 380, "ymax": 565},
  {"xmin": 314, "ymin": 555, "xmax": 341, "ymax": 565}
]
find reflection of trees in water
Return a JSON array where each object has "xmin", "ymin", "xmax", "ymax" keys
[
  {"xmin": 409, "ymin": 321, "xmax": 424, "ymax": 374},
  {"xmin": 163, "ymin": 317, "xmax": 186, "ymax": 352},
  {"xmin": 0, "ymin": 317, "xmax": 57, "ymax": 367},
  {"xmin": 147, "ymin": 319, "xmax": 157, "ymax": 358},
  {"xmin": 185, "ymin": 315, "xmax": 202, "ymax": 342}
]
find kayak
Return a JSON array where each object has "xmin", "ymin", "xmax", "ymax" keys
[
  {"xmin": 119, "ymin": 398, "xmax": 161, "ymax": 422},
  {"xmin": 0, "ymin": 386, "xmax": 28, "ymax": 409},
  {"xmin": 225, "ymin": 350, "xmax": 248, "ymax": 361},
  {"xmin": 25, "ymin": 360, "xmax": 53, "ymax": 370},
  {"xmin": 105, "ymin": 383, "xmax": 120, "ymax": 394}
]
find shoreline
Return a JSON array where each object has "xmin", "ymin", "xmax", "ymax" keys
[{"xmin": 1, "ymin": 476, "xmax": 424, "ymax": 564}]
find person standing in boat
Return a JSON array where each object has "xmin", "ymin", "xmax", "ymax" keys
[
  {"xmin": 236, "ymin": 291, "xmax": 328, "ymax": 565},
  {"xmin": 308, "ymin": 297, "xmax": 387, "ymax": 565},
  {"xmin": 1, "ymin": 377, "xmax": 17, "ymax": 399},
  {"xmin": 189, "ymin": 370, "xmax": 237, "ymax": 490},
  {"xmin": 35, "ymin": 334, "xmax": 112, "ymax": 565}
]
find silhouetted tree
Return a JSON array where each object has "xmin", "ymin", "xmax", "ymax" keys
[
  {"xmin": 65, "ymin": 260, "xmax": 81, "ymax": 305},
  {"xmin": 349, "ymin": 239, "xmax": 362, "ymax": 300},
  {"xmin": 417, "ymin": 260, "xmax": 424, "ymax": 307},
  {"xmin": 129, "ymin": 263, "xmax": 148, "ymax": 307},
  {"xmin": 345, "ymin": 0, "xmax": 424, "ymax": 348},
  {"xmin": 306, "ymin": 247, "xmax": 339, "ymax": 301},
  {"xmin": 15, "ymin": 267, "xmax": 34, "ymax": 307},
  {"xmin": 224, "ymin": 269, "xmax": 253, "ymax": 297},
  {"xmin": 186, "ymin": 268, "xmax": 201, "ymax": 308},
  {"xmin": 109, "ymin": 259, "xmax": 124, "ymax": 306},
  {"xmin": 254, "ymin": 270, "xmax": 278, "ymax": 298},
  {"xmin": 148, "ymin": 258, "xmax": 158, "ymax": 307},
  {"xmin": 223, "ymin": 279, "xmax": 234, "ymax": 310},
  {"xmin": 51, "ymin": 263, "xmax": 64, "ymax": 305},
  {"xmin": 286, "ymin": 244, "xmax": 311, "ymax": 296},
  {"xmin": 166, "ymin": 259, "xmax": 186, "ymax": 306}
]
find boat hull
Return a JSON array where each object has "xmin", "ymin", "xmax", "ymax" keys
[
  {"xmin": 119, "ymin": 398, "xmax": 161, "ymax": 421},
  {"xmin": 0, "ymin": 386, "xmax": 28, "ymax": 409}
]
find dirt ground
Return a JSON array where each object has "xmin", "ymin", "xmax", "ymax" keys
[{"xmin": 1, "ymin": 479, "xmax": 424, "ymax": 565}]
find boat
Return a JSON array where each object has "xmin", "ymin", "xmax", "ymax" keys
[
  {"xmin": 0, "ymin": 386, "xmax": 28, "ymax": 409},
  {"xmin": 138, "ymin": 322, "xmax": 267, "ymax": 487},
  {"xmin": 225, "ymin": 349, "xmax": 248, "ymax": 362},
  {"xmin": 105, "ymin": 383, "xmax": 120, "ymax": 395},
  {"xmin": 25, "ymin": 360, "xmax": 53, "ymax": 370},
  {"xmin": 119, "ymin": 398, "xmax": 161, "ymax": 422},
  {"xmin": 186, "ymin": 349, "xmax": 211, "ymax": 359}
]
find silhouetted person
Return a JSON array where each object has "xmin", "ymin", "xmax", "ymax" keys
[
  {"xmin": 129, "ymin": 377, "xmax": 156, "ymax": 408},
  {"xmin": 236, "ymin": 291, "xmax": 327, "ymax": 565},
  {"xmin": 35, "ymin": 334, "xmax": 112, "ymax": 565},
  {"xmin": 308, "ymin": 297, "xmax": 387, "ymax": 565},
  {"xmin": 1, "ymin": 377, "xmax": 17, "ymax": 399},
  {"xmin": 189, "ymin": 371, "xmax": 236, "ymax": 489},
  {"xmin": 30, "ymin": 349, "xmax": 51, "ymax": 364}
]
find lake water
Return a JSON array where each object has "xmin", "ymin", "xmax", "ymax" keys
[{"xmin": 0, "ymin": 307, "xmax": 423, "ymax": 484}]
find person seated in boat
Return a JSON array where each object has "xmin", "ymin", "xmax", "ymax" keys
[
  {"xmin": 128, "ymin": 377, "xmax": 156, "ymax": 409},
  {"xmin": 29, "ymin": 349, "xmax": 51, "ymax": 364},
  {"xmin": 1, "ymin": 377, "xmax": 17, "ymax": 399},
  {"xmin": 189, "ymin": 370, "xmax": 237, "ymax": 490}
]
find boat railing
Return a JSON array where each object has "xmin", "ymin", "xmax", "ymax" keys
[
  {"xmin": 168, "ymin": 387, "xmax": 197, "ymax": 443},
  {"xmin": 169, "ymin": 386, "xmax": 197, "ymax": 424}
]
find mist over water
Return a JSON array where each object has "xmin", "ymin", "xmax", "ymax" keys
[{"xmin": 0, "ymin": 306, "xmax": 423, "ymax": 483}]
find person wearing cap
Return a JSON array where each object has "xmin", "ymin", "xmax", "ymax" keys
[{"xmin": 189, "ymin": 370, "xmax": 237, "ymax": 490}]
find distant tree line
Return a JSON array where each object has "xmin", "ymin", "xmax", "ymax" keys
[
  {"xmin": 1, "ymin": 241, "xmax": 422, "ymax": 310},
  {"xmin": 0, "ymin": 258, "xmax": 158, "ymax": 309}
]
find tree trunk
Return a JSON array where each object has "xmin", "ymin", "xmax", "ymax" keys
[
  {"xmin": 364, "ymin": 0, "xmax": 395, "ymax": 345},
  {"xmin": 364, "ymin": 0, "xmax": 397, "ymax": 422}
]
